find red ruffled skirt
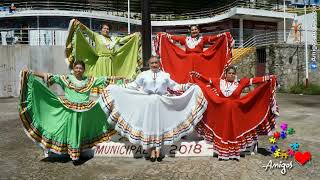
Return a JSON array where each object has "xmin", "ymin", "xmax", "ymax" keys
[{"xmin": 196, "ymin": 80, "xmax": 279, "ymax": 159}]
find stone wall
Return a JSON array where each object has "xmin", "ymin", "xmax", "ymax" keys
[
  {"xmin": 233, "ymin": 50, "xmax": 256, "ymax": 79},
  {"xmin": 233, "ymin": 44, "xmax": 320, "ymax": 91}
]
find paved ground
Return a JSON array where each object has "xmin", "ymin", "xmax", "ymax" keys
[{"xmin": 0, "ymin": 94, "xmax": 320, "ymax": 180}]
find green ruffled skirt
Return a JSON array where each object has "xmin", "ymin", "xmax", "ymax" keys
[{"xmin": 19, "ymin": 71, "xmax": 115, "ymax": 160}]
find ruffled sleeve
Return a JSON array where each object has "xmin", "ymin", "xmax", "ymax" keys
[
  {"xmin": 123, "ymin": 72, "xmax": 144, "ymax": 90},
  {"xmin": 93, "ymin": 77, "xmax": 110, "ymax": 88},
  {"xmin": 171, "ymin": 35, "xmax": 186, "ymax": 45},
  {"xmin": 47, "ymin": 74, "xmax": 65, "ymax": 89}
]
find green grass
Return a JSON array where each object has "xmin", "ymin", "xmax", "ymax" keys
[{"xmin": 289, "ymin": 83, "xmax": 320, "ymax": 95}]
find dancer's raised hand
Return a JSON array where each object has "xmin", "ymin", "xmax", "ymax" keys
[
  {"xmin": 71, "ymin": 19, "xmax": 79, "ymax": 25},
  {"xmin": 21, "ymin": 65, "xmax": 29, "ymax": 72},
  {"xmin": 190, "ymin": 71, "xmax": 200, "ymax": 78},
  {"xmin": 164, "ymin": 33, "xmax": 172, "ymax": 39}
]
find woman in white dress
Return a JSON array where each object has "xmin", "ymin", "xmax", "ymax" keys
[{"xmin": 99, "ymin": 56, "xmax": 207, "ymax": 162}]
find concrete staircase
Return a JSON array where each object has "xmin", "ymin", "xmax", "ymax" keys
[{"xmin": 231, "ymin": 34, "xmax": 258, "ymax": 63}]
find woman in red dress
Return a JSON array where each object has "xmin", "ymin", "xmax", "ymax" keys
[
  {"xmin": 155, "ymin": 25, "xmax": 234, "ymax": 83},
  {"xmin": 191, "ymin": 66, "xmax": 279, "ymax": 160},
  {"xmin": 166, "ymin": 25, "xmax": 231, "ymax": 53}
]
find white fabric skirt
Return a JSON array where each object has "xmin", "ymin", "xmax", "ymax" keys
[{"xmin": 99, "ymin": 85, "xmax": 207, "ymax": 150}]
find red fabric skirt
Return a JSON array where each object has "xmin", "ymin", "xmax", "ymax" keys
[
  {"xmin": 155, "ymin": 33, "xmax": 233, "ymax": 83},
  {"xmin": 196, "ymin": 80, "xmax": 279, "ymax": 159}
]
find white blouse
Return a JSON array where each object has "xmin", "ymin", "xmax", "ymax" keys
[
  {"xmin": 126, "ymin": 70, "xmax": 183, "ymax": 95},
  {"xmin": 186, "ymin": 35, "xmax": 202, "ymax": 49},
  {"xmin": 219, "ymin": 79, "xmax": 239, "ymax": 97},
  {"xmin": 99, "ymin": 35, "xmax": 116, "ymax": 49}
]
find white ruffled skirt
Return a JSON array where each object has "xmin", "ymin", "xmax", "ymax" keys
[{"xmin": 99, "ymin": 85, "xmax": 207, "ymax": 150}]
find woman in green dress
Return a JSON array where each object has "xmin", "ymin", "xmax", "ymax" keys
[
  {"xmin": 65, "ymin": 19, "xmax": 141, "ymax": 79},
  {"xmin": 19, "ymin": 61, "xmax": 117, "ymax": 162}
]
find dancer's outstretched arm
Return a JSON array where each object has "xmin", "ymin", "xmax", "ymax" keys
[
  {"xmin": 72, "ymin": 19, "xmax": 96, "ymax": 40},
  {"xmin": 242, "ymin": 75, "xmax": 277, "ymax": 87},
  {"xmin": 122, "ymin": 73, "xmax": 143, "ymax": 90},
  {"xmin": 203, "ymin": 32, "xmax": 235, "ymax": 48},
  {"xmin": 167, "ymin": 74, "xmax": 192, "ymax": 91},
  {"xmin": 23, "ymin": 67, "xmax": 47, "ymax": 80},
  {"xmin": 94, "ymin": 76, "xmax": 126, "ymax": 87},
  {"xmin": 203, "ymin": 34, "xmax": 220, "ymax": 44},
  {"xmin": 118, "ymin": 32, "xmax": 140, "ymax": 44},
  {"xmin": 164, "ymin": 32, "xmax": 186, "ymax": 45},
  {"xmin": 22, "ymin": 67, "xmax": 62, "ymax": 87},
  {"xmin": 190, "ymin": 71, "xmax": 213, "ymax": 84}
]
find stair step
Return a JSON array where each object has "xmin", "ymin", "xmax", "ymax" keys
[{"xmin": 232, "ymin": 47, "xmax": 256, "ymax": 62}]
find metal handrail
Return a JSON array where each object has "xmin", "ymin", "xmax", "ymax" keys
[
  {"xmin": 150, "ymin": 0, "xmax": 239, "ymax": 21},
  {"xmin": 1, "ymin": 27, "xmax": 317, "ymax": 46},
  {"xmin": 232, "ymin": 35, "xmax": 256, "ymax": 61},
  {"xmin": 231, "ymin": 27, "xmax": 319, "ymax": 61},
  {"xmin": 1, "ymin": 0, "xmax": 278, "ymax": 21},
  {"xmin": 0, "ymin": 27, "xmax": 127, "ymax": 45}
]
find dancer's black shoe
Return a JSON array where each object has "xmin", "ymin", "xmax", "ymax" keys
[
  {"xmin": 150, "ymin": 157, "xmax": 156, "ymax": 162},
  {"xmin": 156, "ymin": 156, "xmax": 163, "ymax": 162},
  {"xmin": 72, "ymin": 160, "xmax": 82, "ymax": 166},
  {"xmin": 232, "ymin": 158, "xmax": 239, "ymax": 161}
]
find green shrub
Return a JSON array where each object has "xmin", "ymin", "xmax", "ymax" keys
[
  {"xmin": 289, "ymin": 83, "xmax": 320, "ymax": 95},
  {"xmin": 277, "ymin": 87, "xmax": 288, "ymax": 93}
]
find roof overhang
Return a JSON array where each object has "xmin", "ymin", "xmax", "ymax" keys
[
  {"xmin": 151, "ymin": 7, "xmax": 296, "ymax": 26},
  {"xmin": 0, "ymin": 7, "xmax": 297, "ymax": 26}
]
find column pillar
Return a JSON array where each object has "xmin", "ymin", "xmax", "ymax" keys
[{"xmin": 141, "ymin": 0, "xmax": 151, "ymax": 68}]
